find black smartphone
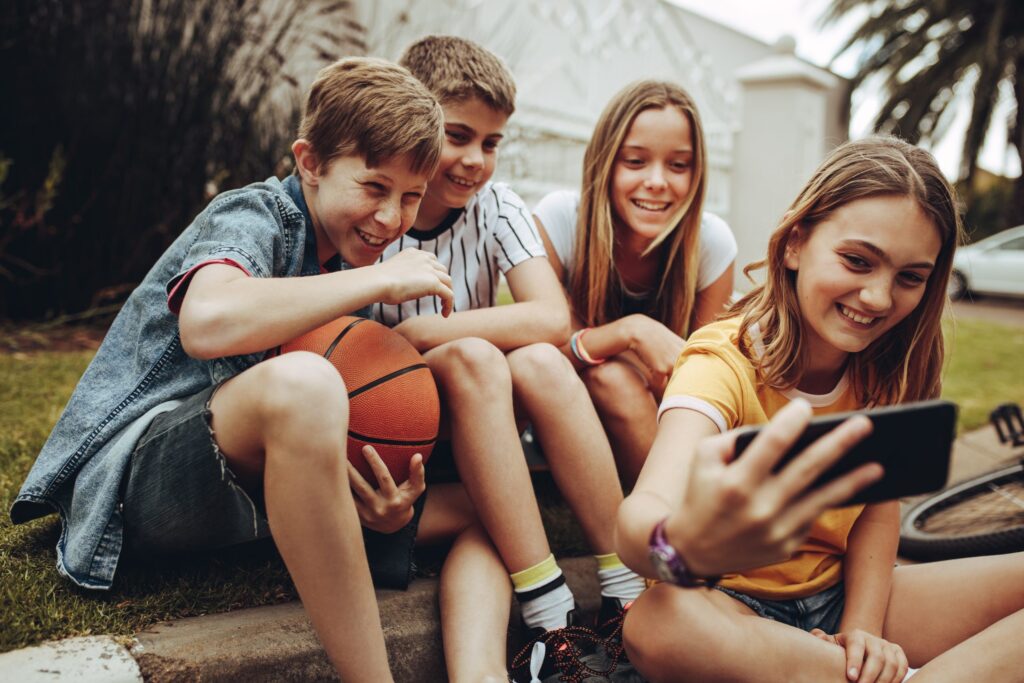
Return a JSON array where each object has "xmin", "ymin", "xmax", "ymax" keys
[{"xmin": 732, "ymin": 399, "xmax": 957, "ymax": 505}]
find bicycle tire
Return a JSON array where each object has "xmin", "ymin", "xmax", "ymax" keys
[{"xmin": 899, "ymin": 463, "xmax": 1024, "ymax": 561}]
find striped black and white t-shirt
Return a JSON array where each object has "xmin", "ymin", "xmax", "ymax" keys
[{"xmin": 374, "ymin": 181, "xmax": 545, "ymax": 326}]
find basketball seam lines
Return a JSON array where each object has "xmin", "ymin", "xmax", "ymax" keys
[
  {"xmin": 323, "ymin": 318, "xmax": 367, "ymax": 359},
  {"xmin": 347, "ymin": 363, "xmax": 431, "ymax": 400},
  {"xmin": 348, "ymin": 430, "xmax": 436, "ymax": 446}
]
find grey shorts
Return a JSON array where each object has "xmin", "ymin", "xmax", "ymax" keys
[
  {"xmin": 121, "ymin": 384, "xmax": 425, "ymax": 589},
  {"xmin": 715, "ymin": 581, "xmax": 845, "ymax": 634}
]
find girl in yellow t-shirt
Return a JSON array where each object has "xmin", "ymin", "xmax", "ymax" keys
[{"xmin": 616, "ymin": 136, "xmax": 1024, "ymax": 683}]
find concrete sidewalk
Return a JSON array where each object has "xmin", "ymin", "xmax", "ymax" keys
[{"xmin": 1, "ymin": 425, "xmax": 1020, "ymax": 682}]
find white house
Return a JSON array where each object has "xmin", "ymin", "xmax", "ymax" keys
[{"xmin": 355, "ymin": 0, "xmax": 848, "ymax": 284}]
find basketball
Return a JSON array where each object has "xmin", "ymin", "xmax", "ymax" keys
[{"xmin": 275, "ymin": 316, "xmax": 439, "ymax": 485}]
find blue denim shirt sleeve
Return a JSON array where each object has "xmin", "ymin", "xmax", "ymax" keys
[{"xmin": 169, "ymin": 187, "xmax": 294, "ymax": 291}]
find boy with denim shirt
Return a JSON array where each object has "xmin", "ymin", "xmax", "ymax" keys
[
  {"xmin": 375, "ymin": 36, "xmax": 646, "ymax": 682},
  {"xmin": 10, "ymin": 57, "xmax": 487, "ymax": 682}
]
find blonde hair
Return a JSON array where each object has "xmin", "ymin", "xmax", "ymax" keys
[
  {"xmin": 399, "ymin": 35, "xmax": 516, "ymax": 116},
  {"xmin": 298, "ymin": 57, "xmax": 444, "ymax": 175},
  {"xmin": 571, "ymin": 80, "xmax": 707, "ymax": 337},
  {"xmin": 731, "ymin": 136, "xmax": 962, "ymax": 406}
]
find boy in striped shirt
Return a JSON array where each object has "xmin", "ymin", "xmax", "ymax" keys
[{"xmin": 375, "ymin": 35, "xmax": 644, "ymax": 682}]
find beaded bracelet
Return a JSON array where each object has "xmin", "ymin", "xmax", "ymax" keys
[{"xmin": 570, "ymin": 328, "xmax": 605, "ymax": 366}]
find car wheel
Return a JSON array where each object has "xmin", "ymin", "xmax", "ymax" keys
[{"xmin": 948, "ymin": 270, "xmax": 968, "ymax": 300}]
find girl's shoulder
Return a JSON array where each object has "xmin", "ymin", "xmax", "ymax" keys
[
  {"xmin": 683, "ymin": 316, "xmax": 751, "ymax": 370},
  {"xmin": 533, "ymin": 189, "xmax": 580, "ymax": 222},
  {"xmin": 698, "ymin": 212, "xmax": 738, "ymax": 248}
]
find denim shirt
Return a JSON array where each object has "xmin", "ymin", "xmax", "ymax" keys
[{"xmin": 11, "ymin": 175, "xmax": 366, "ymax": 589}]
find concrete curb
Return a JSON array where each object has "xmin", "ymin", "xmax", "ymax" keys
[{"xmin": 130, "ymin": 555, "xmax": 599, "ymax": 682}]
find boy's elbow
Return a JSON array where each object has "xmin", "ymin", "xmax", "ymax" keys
[{"xmin": 179, "ymin": 306, "xmax": 229, "ymax": 360}]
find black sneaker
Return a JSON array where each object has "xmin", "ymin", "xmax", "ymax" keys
[
  {"xmin": 595, "ymin": 597, "xmax": 632, "ymax": 663},
  {"xmin": 510, "ymin": 609, "xmax": 611, "ymax": 683}
]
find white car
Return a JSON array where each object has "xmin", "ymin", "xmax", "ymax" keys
[{"xmin": 949, "ymin": 224, "xmax": 1024, "ymax": 300}]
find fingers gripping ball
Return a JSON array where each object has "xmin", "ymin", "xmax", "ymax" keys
[{"xmin": 274, "ymin": 316, "xmax": 439, "ymax": 485}]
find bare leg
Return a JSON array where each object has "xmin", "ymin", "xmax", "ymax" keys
[
  {"xmin": 209, "ymin": 352, "xmax": 392, "ymax": 683},
  {"xmin": 418, "ymin": 483, "xmax": 511, "ymax": 683},
  {"xmin": 507, "ymin": 343, "xmax": 623, "ymax": 553},
  {"xmin": 581, "ymin": 359, "xmax": 659, "ymax": 487},
  {"xmin": 907, "ymin": 609, "xmax": 1024, "ymax": 682},
  {"xmin": 424, "ymin": 338, "xmax": 551, "ymax": 572},
  {"xmin": 883, "ymin": 552, "xmax": 1024, "ymax": 678},
  {"xmin": 623, "ymin": 583, "xmax": 850, "ymax": 683}
]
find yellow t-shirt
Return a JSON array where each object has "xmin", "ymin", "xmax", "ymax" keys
[{"xmin": 660, "ymin": 317, "xmax": 863, "ymax": 600}]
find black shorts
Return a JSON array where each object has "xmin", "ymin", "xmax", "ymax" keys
[{"xmin": 121, "ymin": 384, "xmax": 425, "ymax": 589}]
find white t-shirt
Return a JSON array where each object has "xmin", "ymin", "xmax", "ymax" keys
[
  {"xmin": 373, "ymin": 181, "xmax": 545, "ymax": 325},
  {"xmin": 532, "ymin": 189, "xmax": 737, "ymax": 293}
]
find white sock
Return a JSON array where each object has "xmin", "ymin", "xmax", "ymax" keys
[
  {"xmin": 596, "ymin": 557, "xmax": 646, "ymax": 605},
  {"xmin": 515, "ymin": 573, "xmax": 575, "ymax": 632}
]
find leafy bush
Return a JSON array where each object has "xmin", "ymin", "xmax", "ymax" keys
[{"xmin": 0, "ymin": 0, "xmax": 364, "ymax": 320}]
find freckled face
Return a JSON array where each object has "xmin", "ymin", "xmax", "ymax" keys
[
  {"xmin": 304, "ymin": 154, "xmax": 430, "ymax": 267},
  {"xmin": 422, "ymin": 97, "xmax": 508, "ymax": 212},
  {"xmin": 610, "ymin": 106, "xmax": 695, "ymax": 248},
  {"xmin": 785, "ymin": 194, "xmax": 942, "ymax": 373}
]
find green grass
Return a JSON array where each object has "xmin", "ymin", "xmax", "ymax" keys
[
  {"xmin": 0, "ymin": 315, "xmax": 1020, "ymax": 651},
  {"xmin": 941, "ymin": 317, "xmax": 1024, "ymax": 431},
  {"xmin": 0, "ymin": 352, "xmax": 301, "ymax": 653}
]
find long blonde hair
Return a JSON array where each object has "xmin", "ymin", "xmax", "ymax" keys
[
  {"xmin": 570, "ymin": 80, "xmax": 707, "ymax": 337},
  {"xmin": 731, "ymin": 136, "xmax": 962, "ymax": 405}
]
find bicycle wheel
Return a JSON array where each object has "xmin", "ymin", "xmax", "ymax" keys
[{"xmin": 899, "ymin": 463, "xmax": 1024, "ymax": 561}]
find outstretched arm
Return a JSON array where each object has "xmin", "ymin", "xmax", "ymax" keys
[
  {"xmin": 616, "ymin": 400, "xmax": 881, "ymax": 579},
  {"xmin": 179, "ymin": 249, "xmax": 453, "ymax": 359}
]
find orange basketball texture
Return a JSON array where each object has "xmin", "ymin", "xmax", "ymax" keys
[{"xmin": 277, "ymin": 316, "xmax": 439, "ymax": 485}]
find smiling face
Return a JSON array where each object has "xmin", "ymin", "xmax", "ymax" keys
[
  {"xmin": 785, "ymin": 194, "xmax": 943, "ymax": 383},
  {"xmin": 293, "ymin": 144, "xmax": 430, "ymax": 267},
  {"xmin": 416, "ymin": 97, "xmax": 508, "ymax": 228},
  {"xmin": 610, "ymin": 106, "xmax": 695, "ymax": 250}
]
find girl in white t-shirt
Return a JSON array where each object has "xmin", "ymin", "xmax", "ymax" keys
[{"xmin": 533, "ymin": 80, "xmax": 737, "ymax": 484}]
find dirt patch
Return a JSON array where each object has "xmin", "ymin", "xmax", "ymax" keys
[
  {"xmin": 0, "ymin": 322, "xmax": 108, "ymax": 353},
  {"xmin": 134, "ymin": 653, "xmax": 203, "ymax": 682}
]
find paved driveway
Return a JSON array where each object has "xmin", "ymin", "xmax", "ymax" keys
[{"xmin": 949, "ymin": 296, "xmax": 1024, "ymax": 327}]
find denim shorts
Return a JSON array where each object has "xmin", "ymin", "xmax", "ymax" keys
[
  {"xmin": 121, "ymin": 384, "xmax": 425, "ymax": 589},
  {"xmin": 715, "ymin": 581, "xmax": 845, "ymax": 634}
]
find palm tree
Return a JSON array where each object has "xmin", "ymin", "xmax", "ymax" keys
[{"xmin": 821, "ymin": 0, "xmax": 1024, "ymax": 225}]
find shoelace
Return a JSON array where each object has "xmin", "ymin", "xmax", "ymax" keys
[{"xmin": 510, "ymin": 624, "xmax": 615, "ymax": 683}]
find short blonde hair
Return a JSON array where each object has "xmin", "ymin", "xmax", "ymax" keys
[
  {"xmin": 572, "ymin": 80, "xmax": 707, "ymax": 338},
  {"xmin": 731, "ymin": 136, "xmax": 963, "ymax": 405},
  {"xmin": 298, "ymin": 56, "xmax": 444, "ymax": 174},
  {"xmin": 399, "ymin": 35, "xmax": 516, "ymax": 116}
]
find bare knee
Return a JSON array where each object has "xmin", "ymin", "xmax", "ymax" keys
[
  {"xmin": 428, "ymin": 338, "xmax": 510, "ymax": 396},
  {"xmin": 507, "ymin": 343, "xmax": 576, "ymax": 392},
  {"xmin": 257, "ymin": 352, "xmax": 347, "ymax": 417},
  {"xmin": 581, "ymin": 361, "xmax": 650, "ymax": 421},
  {"xmin": 254, "ymin": 353, "xmax": 349, "ymax": 470},
  {"xmin": 624, "ymin": 584, "xmax": 703, "ymax": 681}
]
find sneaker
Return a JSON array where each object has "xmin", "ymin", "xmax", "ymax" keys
[
  {"xmin": 595, "ymin": 597, "xmax": 632, "ymax": 663},
  {"xmin": 510, "ymin": 609, "xmax": 610, "ymax": 683},
  {"xmin": 576, "ymin": 648, "xmax": 647, "ymax": 683}
]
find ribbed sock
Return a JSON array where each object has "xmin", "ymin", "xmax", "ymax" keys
[
  {"xmin": 512, "ymin": 554, "xmax": 575, "ymax": 632},
  {"xmin": 595, "ymin": 552, "xmax": 645, "ymax": 607}
]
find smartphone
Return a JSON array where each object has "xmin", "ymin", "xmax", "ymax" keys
[{"xmin": 733, "ymin": 399, "xmax": 957, "ymax": 505}]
